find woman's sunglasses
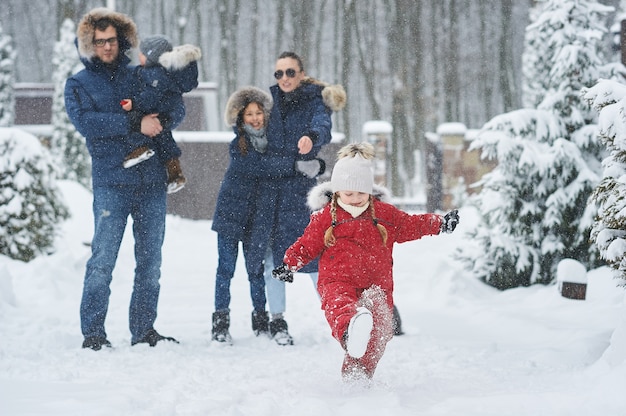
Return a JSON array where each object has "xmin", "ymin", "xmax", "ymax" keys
[{"xmin": 274, "ymin": 68, "xmax": 298, "ymax": 79}]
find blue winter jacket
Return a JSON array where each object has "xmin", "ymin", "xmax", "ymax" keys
[
  {"xmin": 132, "ymin": 62, "xmax": 197, "ymax": 119},
  {"xmin": 260, "ymin": 81, "xmax": 333, "ymax": 272},
  {"xmin": 211, "ymin": 130, "xmax": 299, "ymax": 242},
  {"xmin": 266, "ymin": 82, "xmax": 332, "ymax": 158},
  {"xmin": 128, "ymin": 62, "xmax": 198, "ymax": 163},
  {"xmin": 64, "ymin": 51, "xmax": 185, "ymax": 187}
]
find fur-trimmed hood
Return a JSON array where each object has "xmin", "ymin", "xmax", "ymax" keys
[
  {"xmin": 224, "ymin": 86, "xmax": 273, "ymax": 126},
  {"xmin": 307, "ymin": 181, "xmax": 392, "ymax": 212},
  {"xmin": 158, "ymin": 44, "xmax": 202, "ymax": 71},
  {"xmin": 76, "ymin": 7, "xmax": 138, "ymax": 61},
  {"xmin": 301, "ymin": 77, "xmax": 347, "ymax": 112}
]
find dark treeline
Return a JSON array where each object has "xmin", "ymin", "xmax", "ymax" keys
[{"xmin": 0, "ymin": 0, "xmax": 621, "ymax": 196}]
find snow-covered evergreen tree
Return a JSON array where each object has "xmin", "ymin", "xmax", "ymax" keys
[
  {"xmin": 583, "ymin": 79, "xmax": 626, "ymax": 286},
  {"xmin": 456, "ymin": 0, "xmax": 614, "ymax": 289},
  {"xmin": 0, "ymin": 128, "xmax": 69, "ymax": 262},
  {"xmin": 0, "ymin": 23, "xmax": 16, "ymax": 127},
  {"xmin": 50, "ymin": 19, "xmax": 91, "ymax": 188}
]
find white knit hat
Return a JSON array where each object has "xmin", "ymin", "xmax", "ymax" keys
[{"xmin": 330, "ymin": 154, "xmax": 374, "ymax": 194}]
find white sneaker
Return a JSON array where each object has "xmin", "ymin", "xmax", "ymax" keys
[
  {"xmin": 123, "ymin": 148, "xmax": 155, "ymax": 168},
  {"xmin": 167, "ymin": 177, "xmax": 186, "ymax": 194},
  {"xmin": 346, "ymin": 307, "xmax": 373, "ymax": 359}
]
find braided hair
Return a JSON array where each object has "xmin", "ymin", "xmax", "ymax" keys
[
  {"xmin": 369, "ymin": 196, "xmax": 388, "ymax": 245},
  {"xmin": 323, "ymin": 193, "xmax": 339, "ymax": 247}
]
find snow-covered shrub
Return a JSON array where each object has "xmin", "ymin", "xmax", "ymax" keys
[
  {"xmin": 583, "ymin": 78, "xmax": 626, "ymax": 286},
  {"xmin": 0, "ymin": 127, "xmax": 69, "ymax": 262}
]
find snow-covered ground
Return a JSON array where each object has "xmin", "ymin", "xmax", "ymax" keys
[{"xmin": 1, "ymin": 180, "xmax": 625, "ymax": 416}]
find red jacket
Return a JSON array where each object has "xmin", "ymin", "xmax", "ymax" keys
[{"xmin": 283, "ymin": 187, "xmax": 442, "ymax": 294}]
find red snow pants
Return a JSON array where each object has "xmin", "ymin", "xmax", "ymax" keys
[{"xmin": 320, "ymin": 283, "xmax": 394, "ymax": 379}]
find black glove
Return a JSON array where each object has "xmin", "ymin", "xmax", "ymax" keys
[
  {"xmin": 272, "ymin": 263, "xmax": 294, "ymax": 283},
  {"xmin": 295, "ymin": 158, "xmax": 326, "ymax": 178},
  {"xmin": 157, "ymin": 113, "xmax": 172, "ymax": 130},
  {"xmin": 127, "ymin": 110, "xmax": 143, "ymax": 133},
  {"xmin": 440, "ymin": 209, "xmax": 459, "ymax": 233}
]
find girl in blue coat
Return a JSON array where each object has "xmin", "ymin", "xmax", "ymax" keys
[{"xmin": 211, "ymin": 87, "xmax": 325, "ymax": 344}]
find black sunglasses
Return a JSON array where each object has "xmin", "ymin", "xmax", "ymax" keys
[{"xmin": 274, "ymin": 68, "xmax": 298, "ymax": 79}]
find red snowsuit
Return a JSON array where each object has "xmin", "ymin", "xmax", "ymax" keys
[{"xmin": 282, "ymin": 190, "xmax": 442, "ymax": 378}]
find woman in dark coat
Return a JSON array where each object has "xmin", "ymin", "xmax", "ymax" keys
[{"xmin": 260, "ymin": 51, "xmax": 346, "ymax": 345}]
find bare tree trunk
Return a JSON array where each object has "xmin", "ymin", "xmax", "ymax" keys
[
  {"xmin": 409, "ymin": 0, "xmax": 426, "ymax": 198},
  {"xmin": 290, "ymin": 2, "xmax": 313, "ymax": 61},
  {"xmin": 340, "ymin": 0, "xmax": 354, "ymax": 142},
  {"xmin": 218, "ymin": 0, "xmax": 240, "ymax": 104},
  {"xmin": 331, "ymin": 0, "xmax": 344, "ymax": 133},
  {"xmin": 333, "ymin": 0, "xmax": 342, "ymax": 78},
  {"xmin": 174, "ymin": 0, "xmax": 196, "ymax": 43},
  {"xmin": 250, "ymin": 0, "xmax": 259, "ymax": 85},
  {"xmin": 56, "ymin": 0, "xmax": 84, "ymax": 24},
  {"xmin": 479, "ymin": 0, "xmax": 493, "ymax": 118},
  {"xmin": 386, "ymin": 0, "xmax": 412, "ymax": 197},
  {"xmin": 432, "ymin": 2, "xmax": 444, "ymax": 127},
  {"xmin": 499, "ymin": 0, "xmax": 516, "ymax": 111},
  {"xmin": 443, "ymin": 0, "xmax": 460, "ymax": 122},
  {"xmin": 275, "ymin": 0, "xmax": 287, "ymax": 53},
  {"xmin": 353, "ymin": 1, "xmax": 381, "ymax": 119},
  {"xmin": 159, "ymin": 0, "xmax": 167, "ymax": 34},
  {"xmin": 314, "ymin": 0, "xmax": 328, "ymax": 70},
  {"xmin": 192, "ymin": 0, "xmax": 207, "ymax": 82},
  {"xmin": 192, "ymin": 0, "xmax": 203, "ymax": 53}
]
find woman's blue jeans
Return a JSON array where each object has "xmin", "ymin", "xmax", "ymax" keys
[
  {"xmin": 263, "ymin": 248, "xmax": 318, "ymax": 315},
  {"xmin": 80, "ymin": 184, "xmax": 166, "ymax": 344}
]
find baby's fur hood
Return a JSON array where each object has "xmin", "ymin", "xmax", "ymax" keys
[
  {"xmin": 77, "ymin": 7, "xmax": 138, "ymax": 60},
  {"xmin": 307, "ymin": 181, "xmax": 392, "ymax": 212},
  {"xmin": 158, "ymin": 44, "xmax": 202, "ymax": 71},
  {"xmin": 302, "ymin": 77, "xmax": 347, "ymax": 112}
]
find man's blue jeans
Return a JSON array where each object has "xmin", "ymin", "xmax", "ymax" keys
[{"xmin": 80, "ymin": 184, "xmax": 166, "ymax": 343}]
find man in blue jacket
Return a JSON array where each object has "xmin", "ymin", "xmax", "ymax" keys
[{"xmin": 64, "ymin": 8, "xmax": 183, "ymax": 350}]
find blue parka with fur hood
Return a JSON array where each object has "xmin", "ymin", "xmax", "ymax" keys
[
  {"xmin": 261, "ymin": 78, "xmax": 347, "ymax": 273},
  {"xmin": 64, "ymin": 7, "xmax": 185, "ymax": 188},
  {"xmin": 212, "ymin": 86, "xmax": 298, "ymax": 242}
]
